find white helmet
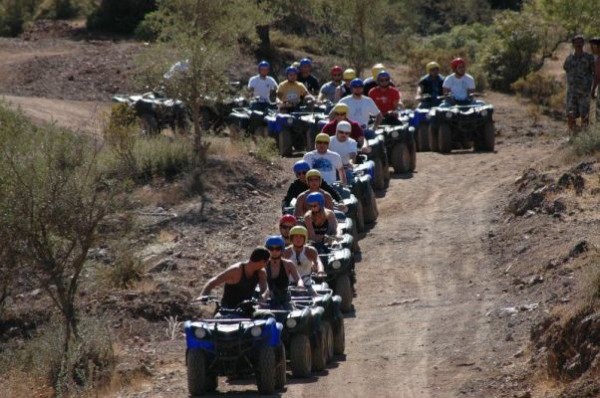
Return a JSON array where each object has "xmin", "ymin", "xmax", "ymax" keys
[{"xmin": 337, "ymin": 120, "xmax": 352, "ymax": 133}]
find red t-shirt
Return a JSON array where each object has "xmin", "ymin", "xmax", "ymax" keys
[
  {"xmin": 368, "ymin": 86, "xmax": 401, "ymax": 114},
  {"xmin": 322, "ymin": 119, "xmax": 364, "ymax": 141}
]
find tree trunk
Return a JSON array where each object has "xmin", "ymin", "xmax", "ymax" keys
[{"xmin": 256, "ymin": 24, "xmax": 271, "ymax": 58}]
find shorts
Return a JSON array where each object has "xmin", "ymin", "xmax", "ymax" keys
[{"xmin": 566, "ymin": 91, "xmax": 591, "ymax": 118}]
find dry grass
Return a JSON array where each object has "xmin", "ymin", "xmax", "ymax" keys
[{"xmin": 570, "ymin": 124, "xmax": 600, "ymax": 156}]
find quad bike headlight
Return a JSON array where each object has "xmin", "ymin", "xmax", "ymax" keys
[
  {"xmin": 250, "ymin": 326, "xmax": 262, "ymax": 337},
  {"xmin": 445, "ymin": 112, "xmax": 453, "ymax": 119},
  {"xmin": 286, "ymin": 318, "xmax": 297, "ymax": 329},
  {"xmin": 332, "ymin": 260, "xmax": 342, "ymax": 270},
  {"xmin": 481, "ymin": 109, "xmax": 488, "ymax": 117},
  {"xmin": 391, "ymin": 130, "xmax": 400, "ymax": 139},
  {"xmin": 287, "ymin": 117, "xmax": 293, "ymax": 125},
  {"xmin": 194, "ymin": 327, "xmax": 207, "ymax": 339}
]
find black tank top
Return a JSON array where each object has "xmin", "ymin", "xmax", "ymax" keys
[
  {"xmin": 312, "ymin": 215, "xmax": 329, "ymax": 236},
  {"xmin": 221, "ymin": 263, "xmax": 259, "ymax": 309},
  {"xmin": 267, "ymin": 261, "xmax": 290, "ymax": 305}
]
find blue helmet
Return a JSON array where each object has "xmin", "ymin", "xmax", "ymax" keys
[
  {"xmin": 377, "ymin": 70, "xmax": 391, "ymax": 80},
  {"xmin": 258, "ymin": 60, "xmax": 270, "ymax": 70},
  {"xmin": 299, "ymin": 58, "xmax": 312, "ymax": 67},
  {"xmin": 306, "ymin": 192, "xmax": 325, "ymax": 209},
  {"xmin": 286, "ymin": 66, "xmax": 298, "ymax": 75},
  {"xmin": 350, "ymin": 78, "xmax": 364, "ymax": 88},
  {"xmin": 293, "ymin": 160, "xmax": 311, "ymax": 174},
  {"xmin": 265, "ymin": 235, "xmax": 286, "ymax": 249}
]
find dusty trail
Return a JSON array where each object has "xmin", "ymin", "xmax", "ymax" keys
[
  {"xmin": 1, "ymin": 94, "xmax": 108, "ymax": 136},
  {"xmin": 282, "ymin": 142, "xmax": 546, "ymax": 398}
]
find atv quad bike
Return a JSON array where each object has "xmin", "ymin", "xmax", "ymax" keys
[
  {"xmin": 184, "ymin": 299, "xmax": 285, "ymax": 396},
  {"xmin": 375, "ymin": 114, "xmax": 417, "ymax": 174},
  {"xmin": 315, "ymin": 243, "xmax": 355, "ymax": 313},
  {"xmin": 227, "ymin": 100, "xmax": 277, "ymax": 140},
  {"xmin": 112, "ymin": 91, "xmax": 190, "ymax": 135},
  {"xmin": 428, "ymin": 100, "xmax": 495, "ymax": 153},
  {"xmin": 266, "ymin": 103, "xmax": 322, "ymax": 157}
]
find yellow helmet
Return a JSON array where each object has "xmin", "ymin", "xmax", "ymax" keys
[
  {"xmin": 289, "ymin": 226, "xmax": 308, "ymax": 242},
  {"xmin": 332, "ymin": 103, "xmax": 349, "ymax": 114},
  {"xmin": 426, "ymin": 61, "xmax": 440, "ymax": 73},
  {"xmin": 343, "ymin": 68, "xmax": 356, "ymax": 80},
  {"xmin": 315, "ymin": 133, "xmax": 330, "ymax": 144},
  {"xmin": 371, "ymin": 63, "xmax": 385, "ymax": 79},
  {"xmin": 305, "ymin": 169, "xmax": 322, "ymax": 181}
]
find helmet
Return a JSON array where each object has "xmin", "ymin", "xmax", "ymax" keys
[
  {"xmin": 450, "ymin": 58, "xmax": 465, "ymax": 71},
  {"xmin": 280, "ymin": 214, "xmax": 297, "ymax": 226},
  {"xmin": 377, "ymin": 70, "xmax": 391, "ymax": 80},
  {"xmin": 332, "ymin": 103, "xmax": 349, "ymax": 114},
  {"xmin": 331, "ymin": 65, "xmax": 343, "ymax": 76},
  {"xmin": 350, "ymin": 78, "xmax": 364, "ymax": 88},
  {"xmin": 300, "ymin": 58, "xmax": 312, "ymax": 67},
  {"xmin": 315, "ymin": 132, "xmax": 330, "ymax": 143},
  {"xmin": 572, "ymin": 34, "xmax": 585, "ymax": 43},
  {"xmin": 293, "ymin": 160, "xmax": 311, "ymax": 174},
  {"xmin": 591, "ymin": 37, "xmax": 600, "ymax": 45},
  {"xmin": 286, "ymin": 66, "xmax": 298, "ymax": 75},
  {"xmin": 343, "ymin": 68, "xmax": 356, "ymax": 80},
  {"xmin": 289, "ymin": 226, "xmax": 308, "ymax": 242},
  {"xmin": 371, "ymin": 63, "xmax": 385, "ymax": 79},
  {"xmin": 337, "ymin": 120, "xmax": 352, "ymax": 132},
  {"xmin": 426, "ymin": 61, "xmax": 440, "ymax": 73},
  {"xmin": 265, "ymin": 235, "xmax": 286, "ymax": 248},
  {"xmin": 306, "ymin": 192, "xmax": 325, "ymax": 209},
  {"xmin": 305, "ymin": 169, "xmax": 322, "ymax": 181},
  {"xmin": 258, "ymin": 60, "xmax": 270, "ymax": 70}
]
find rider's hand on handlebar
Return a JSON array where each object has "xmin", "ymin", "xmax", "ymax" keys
[{"xmin": 194, "ymin": 295, "xmax": 211, "ymax": 304}]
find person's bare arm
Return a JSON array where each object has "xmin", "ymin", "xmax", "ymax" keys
[
  {"xmin": 326, "ymin": 211, "xmax": 338, "ymax": 236},
  {"xmin": 338, "ymin": 165, "xmax": 347, "ymax": 184},
  {"xmin": 307, "ymin": 246, "xmax": 324, "ymax": 273},
  {"xmin": 374, "ymin": 112, "xmax": 383, "ymax": 128},
  {"xmin": 258, "ymin": 269, "xmax": 269, "ymax": 296},
  {"xmin": 304, "ymin": 212, "xmax": 317, "ymax": 241},
  {"xmin": 198, "ymin": 266, "xmax": 238, "ymax": 298},
  {"xmin": 286, "ymin": 260, "xmax": 304, "ymax": 287}
]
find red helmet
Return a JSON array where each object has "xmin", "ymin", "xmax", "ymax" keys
[
  {"xmin": 450, "ymin": 58, "xmax": 465, "ymax": 71},
  {"xmin": 331, "ymin": 65, "xmax": 343, "ymax": 76},
  {"xmin": 280, "ymin": 214, "xmax": 297, "ymax": 226}
]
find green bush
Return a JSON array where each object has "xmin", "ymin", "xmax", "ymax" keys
[
  {"xmin": 511, "ymin": 71, "xmax": 564, "ymax": 111},
  {"xmin": 87, "ymin": 0, "xmax": 157, "ymax": 35}
]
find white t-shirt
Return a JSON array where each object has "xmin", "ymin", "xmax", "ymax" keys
[
  {"xmin": 303, "ymin": 150, "xmax": 343, "ymax": 184},
  {"xmin": 248, "ymin": 75, "xmax": 278, "ymax": 101},
  {"xmin": 443, "ymin": 73, "xmax": 476, "ymax": 101},
  {"xmin": 338, "ymin": 95, "xmax": 380, "ymax": 127},
  {"xmin": 329, "ymin": 136, "xmax": 358, "ymax": 166}
]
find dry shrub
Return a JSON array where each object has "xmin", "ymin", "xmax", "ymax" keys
[
  {"xmin": 0, "ymin": 316, "xmax": 115, "ymax": 395},
  {"xmin": 254, "ymin": 136, "xmax": 279, "ymax": 163},
  {"xmin": 511, "ymin": 72, "xmax": 563, "ymax": 106},
  {"xmin": 97, "ymin": 248, "xmax": 144, "ymax": 289},
  {"xmin": 571, "ymin": 124, "xmax": 600, "ymax": 156}
]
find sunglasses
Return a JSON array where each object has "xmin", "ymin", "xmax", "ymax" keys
[
  {"xmin": 280, "ymin": 224, "xmax": 293, "ymax": 230},
  {"xmin": 334, "ymin": 112, "xmax": 346, "ymax": 116},
  {"xmin": 267, "ymin": 246, "xmax": 283, "ymax": 251},
  {"xmin": 309, "ymin": 204, "xmax": 320, "ymax": 209},
  {"xmin": 316, "ymin": 141, "xmax": 329, "ymax": 145},
  {"xmin": 338, "ymin": 131, "xmax": 350, "ymax": 135},
  {"xmin": 332, "ymin": 74, "xmax": 342, "ymax": 78},
  {"xmin": 296, "ymin": 171, "xmax": 307, "ymax": 176},
  {"xmin": 307, "ymin": 177, "xmax": 320, "ymax": 182},
  {"xmin": 378, "ymin": 78, "xmax": 390, "ymax": 82}
]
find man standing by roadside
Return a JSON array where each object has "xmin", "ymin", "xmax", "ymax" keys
[
  {"xmin": 563, "ymin": 35, "xmax": 595, "ymax": 132},
  {"xmin": 590, "ymin": 37, "xmax": 600, "ymax": 123}
]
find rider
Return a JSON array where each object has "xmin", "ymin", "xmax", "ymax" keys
[
  {"xmin": 264, "ymin": 235, "xmax": 304, "ymax": 307},
  {"xmin": 321, "ymin": 103, "xmax": 367, "ymax": 149},
  {"xmin": 279, "ymin": 214, "xmax": 298, "ymax": 245},
  {"xmin": 329, "ymin": 121, "xmax": 358, "ymax": 183},
  {"xmin": 442, "ymin": 58, "xmax": 476, "ymax": 106},
  {"xmin": 363, "ymin": 63, "xmax": 385, "ymax": 94},
  {"xmin": 294, "ymin": 169, "xmax": 340, "ymax": 217},
  {"xmin": 303, "ymin": 133, "xmax": 347, "ymax": 185},
  {"xmin": 282, "ymin": 160, "xmax": 342, "ymax": 208},
  {"xmin": 338, "ymin": 78, "xmax": 383, "ymax": 135},
  {"xmin": 196, "ymin": 247, "xmax": 270, "ymax": 309},
  {"xmin": 368, "ymin": 70, "xmax": 404, "ymax": 124},
  {"xmin": 297, "ymin": 58, "xmax": 320, "ymax": 95},
  {"xmin": 276, "ymin": 66, "xmax": 314, "ymax": 112},
  {"xmin": 247, "ymin": 60, "xmax": 278, "ymax": 102},
  {"xmin": 318, "ymin": 65, "xmax": 344, "ymax": 104},
  {"xmin": 284, "ymin": 226, "xmax": 325, "ymax": 282},
  {"xmin": 416, "ymin": 61, "xmax": 444, "ymax": 107},
  {"xmin": 338, "ymin": 68, "xmax": 356, "ymax": 100},
  {"xmin": 304, "ymin": 192, "xmax": 338, "ymax": 244}
]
